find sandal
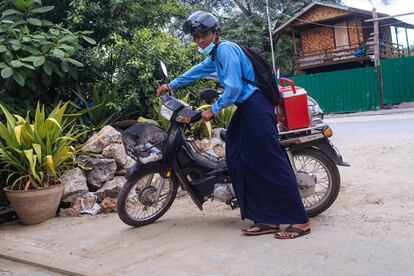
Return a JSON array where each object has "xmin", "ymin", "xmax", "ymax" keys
[
  {"xmin": 274, "ymin": 225, "xmax": 311, "ymax": 239},
  {"xmin": 242, "ymin": 223, "xmax": 280, "ymax": 236}
]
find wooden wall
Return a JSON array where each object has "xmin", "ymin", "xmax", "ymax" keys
[
  {"xmin": 300, "ymin": 18, "xmax": 364, "ymax": 55},
  {"xmin": 301, "ymin": 27, "xmax": 335, "ymax": 55},
  {"xmin": 348, "ymin": 18, "xmax": 364, "ymax": 46},
  {"xmin": 293, "ymin": 6, "xmax": 351, "ymax": 26}
]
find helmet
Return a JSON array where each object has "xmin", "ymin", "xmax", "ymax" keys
[{"xmin": 183, "ymin": 11, "xmax": 220, "ymax": 36}]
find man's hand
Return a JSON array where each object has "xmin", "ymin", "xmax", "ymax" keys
[
  {"xmin": 201, "ymin": 107, "xmax": 215, "ymax": 122},
  {"xmin": 156, "ymin": 84, "xmax": 173, "ymax": 97}
]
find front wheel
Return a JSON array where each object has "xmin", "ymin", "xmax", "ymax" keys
[
  {"xmin": 117, "ymin": 163, "xmax": 178, "ymax": 227},
  {"xmin": 292, "ymin": 148, "xmax": 340, "ymax": 217}
]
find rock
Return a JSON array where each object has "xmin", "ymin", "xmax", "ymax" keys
[
  {"xmin": 70, "ymin": 193, "xmax": 97, "ymax": 213},
  {"xmin": 58, "ymin": 208, "xmax": 80, "ymax": 217},
  {"xmin": 212, "ymin": 128, "xmax": 225, "ymax": 140},
  {"xmin": 196, "ymin": 138, "xmax": 225, "ymax": 158},
  {"xmin": 95, "ymin": 176, "xmax": 125, "ymax": 201},
  {"xmin": 124, "ymin": 155, "xmax": 137, "ymax": 169},
  {"xmin": 176, "ymin": 189, "xmax": 188, "ymax": 199},
  {"xmin": 82, "ymin": 126, "xmax": 122, "ymax": 153},
  {"xmin": 86, "ymin": 158, "xmax": 117, "ymax": 189},
  {"xmin": 102, "ymin": 143, "xmax": 127, "ymax": 166},
  {"xmin": 99, "ymin": 197, "xmax": 117, "ymax": 213},
  {"xmin": 61, "ymin": 168, "xmax": 88, "ymax": 203}
]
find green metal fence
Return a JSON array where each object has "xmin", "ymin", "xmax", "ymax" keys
[
  {"xmin": 382, "ymin": 56, "xmax": 414, "ymax": 105},
  {"xmin": 289, "ymin": 56, "xmax": 414, "ymax": 113}
]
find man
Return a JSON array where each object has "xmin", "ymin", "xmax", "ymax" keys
[{"xmin": 156, "ymin": 11, "xmax": 310, "ymax": 239}]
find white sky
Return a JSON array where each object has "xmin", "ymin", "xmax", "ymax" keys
[{"xmin": 342, "ymin": 0, "xmax": 414, "ymax": 47}]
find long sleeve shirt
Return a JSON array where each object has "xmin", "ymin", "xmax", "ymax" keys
[{"xmin": 169, "ymin": 41, "xmax": 258, "ymax": 113}]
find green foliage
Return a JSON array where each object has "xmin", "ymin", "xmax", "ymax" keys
[
  {"xmin": 63, "ymin": 0, "xmax": 186, "ymax": 43},
  {"xmin": 108, "ymin": 28, "xmax": 210, "ymax": 119},
  {"xmin": 214, "ymin": 105, "xmax": 237, "ymax": 128},
  {"xmin": 0, "ymin": 101, "xmax": 81, "ymax": 190},
  {"xmin": 74, "ymin": 86, "xmax": 120, "ymax": 130},
  {"xmin": 0, "ymin": 0, "xmax": 96, "ymax": 112}
]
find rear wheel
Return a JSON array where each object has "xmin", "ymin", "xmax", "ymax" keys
[
  {"xmin": 117, "ymin": 163, "xmax": 178, "ymax": 227},
  {"xmin": 292, "ymin": 148, "xmax": 340, "ymax": 217}
]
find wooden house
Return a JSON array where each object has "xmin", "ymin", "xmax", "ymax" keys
[{"xmin": 273, "ymin": 2, "xmax": 414, "ymax": 74}]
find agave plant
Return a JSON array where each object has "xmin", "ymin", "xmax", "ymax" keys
[{"xmin": 0, "ymin": 101, "xmax": 81, "ymax": 190}]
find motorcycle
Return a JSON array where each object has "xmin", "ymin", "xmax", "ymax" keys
[{"xmin": 117, "ymin": 62, "xmax": 349, "ymax": 227}]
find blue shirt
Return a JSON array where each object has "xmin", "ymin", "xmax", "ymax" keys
[{"xmin": 169, "ymin": 41, "xmax": 257, "ymax": 113}]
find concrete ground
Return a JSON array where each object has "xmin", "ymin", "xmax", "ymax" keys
[{"xmin": 1, "ymin": 110, "xmax": 414, "ymax": 276}]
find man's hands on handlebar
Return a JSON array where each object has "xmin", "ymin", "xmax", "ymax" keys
[
  {"xmin": 201, "ymin": 107, "xmax": 214, "ymax": 122},
  {"xmin": 156, "ymin": 83, "xmax": 173, "ymax": 97},
  {"xmin": 156, "ymin": 83, "xmax": 215, "ymax": 122}
]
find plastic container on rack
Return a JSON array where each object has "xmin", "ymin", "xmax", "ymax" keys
[{"xmin": 276, "ymin": 78, "xmax": 311, "ymax": 131}]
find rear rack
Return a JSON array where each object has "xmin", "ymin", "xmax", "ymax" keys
[{"xmin": 279, "ymin": 123, "xmax": 327, "ymax": 135}]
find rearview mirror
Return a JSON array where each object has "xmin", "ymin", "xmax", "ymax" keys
[
  {"xmin": 159, "ymin": 60, "xmax": 168, "ymax": 79},
  {"xmin": 199, "ymin": 89, "xmax": 218, "ymax": 104}
]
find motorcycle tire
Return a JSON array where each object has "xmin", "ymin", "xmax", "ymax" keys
[
  {"xmin": 117, "ymin": 163, "xmax": 178, "ymax": 227},
  {"xmin": 292, "ymin": 148, "xmax": 340, "ymax": 217}
]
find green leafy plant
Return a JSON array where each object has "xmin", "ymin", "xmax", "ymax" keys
[
  {"xmin": 214, "ymin": 105, "xmax": 237, "ymax": 128},
  {"xmin": 0, "ymin": 0, "xmax": 95, "ymax": 109},
  {"xmin": 0, "ymin": 101, "xmax": 82, "ymax": 190},
  {"xmin": 74, "ymin": 86, "xmax": 120, "ymax": 130}
]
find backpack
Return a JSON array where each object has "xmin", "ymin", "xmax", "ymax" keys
[{"xmin": 239, "ymin": 45, "xmax": 280, "ymax": 106}]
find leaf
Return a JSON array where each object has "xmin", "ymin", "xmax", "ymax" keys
[
  {"xmin": 137, "ymin": 117, "xmax": 160, "ymax": 127},
  {"xmin": 1, "ymin": 20, "xmax": 15, "ymax": 24},
  {"xmin": 1, "ymin": 67, "xmax": 13, "ymax": 79},
  {"xmin": 22, "ymin": 46, "xmax": 41, "ymax": 55},
  {"xmin": 58, "ymin": 35, "xmax": 78, "ymax": 43},
  {"xmin": 21, "ymin": 56, "xmax": 45, "ymax": 67},
  {"xmin": 27, "ymin": 18, "xmax": 42, "ymax": 26},
  {"xmin": 43, "ymin": 62, "xmax": 52, "ymax": 76},
  {"xmin": 82, "ymin": 36, "xmax": 96, "ymax": 45},
  {"xmin": 10, "ymin": 60, "xmax": 24, "ymax": 68},
  {"xmin": 22, "ymin": 62, "xmax": 35, "ymax": 70},
  {"xmin": 40, "ymin": 20, "xmax": 53, "ymax": 27},
  {"xmin": 45, "ymin": 118, "xmax": 62, "ymax": 131},
  {"xmin": 2, "ymin": 9, "xmax": 23, "ymax": 17},
  {"xmin": 45, "ymin": 155, "xmax": 57, "ymax": 178},
  {"xmin": 13, "ymin": 71, "xmax": 25, "ymax": 87},
  {"xmin": 0, "ymin": 45, "xmax": 6, "ymax": 53},
  {"xmin": 14, "ymin": 125, "xmax": 23, "ymax": 144},
  {"xmin": 30, "ymin": 6, "xmax": 55, "ymax": 14},
  {"xmin": 52, "ymin": 48, "xmax": 65, "ymax": 59},
  {"xmin": 67, "ymin": 58, "xmax": 84, "ymax": 67},
  {"xmin": 33, "ymin": 56, "xmax": 45, "ymax": 67},
  {"xmin": 61, "ymin": 61, "xmax": 69, "ymax": 73}
]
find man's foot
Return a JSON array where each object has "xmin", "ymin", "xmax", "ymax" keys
[
  {"xmin": 274, "ymin": 222, "xmax": 311, "ymax": 239},
  {"xmin": 242, "ymin": 223, "xmax": 280, "ymax": 236}
]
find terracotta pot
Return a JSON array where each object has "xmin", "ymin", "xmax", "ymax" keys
[{"xmin": 4, "ymin": 184, "xmax": 64, "ymax": 225}]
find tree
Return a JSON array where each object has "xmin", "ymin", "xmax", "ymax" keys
[{"xmin": 0, "ymin": 0, "xmax": 95, "ymax": 112}]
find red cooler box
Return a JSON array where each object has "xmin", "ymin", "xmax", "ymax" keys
[{"xmin": 276, "ymin": 78, "xmax": 311, "ymax": 130}]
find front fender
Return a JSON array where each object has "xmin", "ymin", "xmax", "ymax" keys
[
  {"xmin": 124, "ymin": 163, "xmax": 141, "ymax": 181},
  {"xmin": 290, "ymin": 139, "xmax": 350, "ymax": 167}
]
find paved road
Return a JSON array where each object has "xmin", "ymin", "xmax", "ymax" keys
[{"xmin": 1, "ymin": 111, "xmax": 414, "ymax": 276}]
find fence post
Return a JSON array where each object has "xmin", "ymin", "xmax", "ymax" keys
[{"xmin": 372, "ymin": 8, "xmax": 384, "ymax": 109}]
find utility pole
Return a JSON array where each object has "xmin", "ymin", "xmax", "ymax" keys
[
  {"xmin": 265, "ymin": 0, "xmax": 277, "ymax": 75},
  {"xmin": 372, "ymin": 8, "xmax": 384, "ymax": 109}
]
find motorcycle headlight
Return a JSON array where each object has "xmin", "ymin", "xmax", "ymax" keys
[{"xmin": 160, "ymin": 104, "xmax": 174, "ymax": 121}]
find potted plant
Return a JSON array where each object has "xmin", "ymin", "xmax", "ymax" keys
[{"xmin": 0, "ymin": 102, "xmax": 79, "ymax": 225}]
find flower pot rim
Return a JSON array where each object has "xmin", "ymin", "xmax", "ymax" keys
[{"xmin": 3, "ymin": 183, "xmax": 64, "ymax": 193}]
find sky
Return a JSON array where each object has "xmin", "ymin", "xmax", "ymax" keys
[{"xmin": 342, "ymin": 0, "xmax": 414, "ymax": 47}]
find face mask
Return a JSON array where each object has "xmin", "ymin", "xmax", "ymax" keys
[{"xmin": 198, "ymin": 41, "xmax": 216, "ymax": 55}]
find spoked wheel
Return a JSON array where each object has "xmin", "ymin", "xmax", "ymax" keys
[
  {"xmin": 117, "ymin": 163, "xmax": 178, "ymax": 227},
  {"xmin": 292, "ymin": 148, "xmax": 340, "ymax": 217}
]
